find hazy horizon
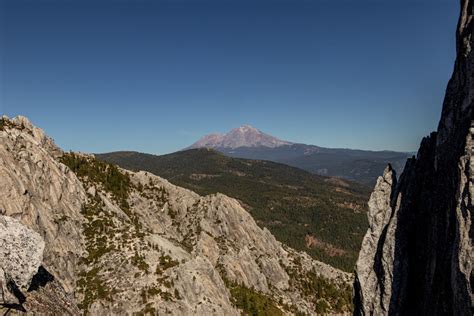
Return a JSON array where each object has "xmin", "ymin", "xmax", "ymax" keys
[{"xmin": 1, "ymin": 0, "xmax": 459, "ymax": 154}]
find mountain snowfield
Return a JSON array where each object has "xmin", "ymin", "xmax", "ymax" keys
[{"xmin": 0, "ymin": 115, "xmax": 353, "ymax": 315}]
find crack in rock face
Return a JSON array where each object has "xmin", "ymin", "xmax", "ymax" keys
[{"xmin": 0, "ymin": 215, "xmax": 45, "ymax": 305}]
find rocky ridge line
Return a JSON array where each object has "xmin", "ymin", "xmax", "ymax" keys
[{"xmin": 1, "ymin": 115, "xmax": 352, "ymax": 315}]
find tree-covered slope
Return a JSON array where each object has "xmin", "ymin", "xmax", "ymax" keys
[
  {"xmin": 215, "ymin": 144, "xmax": 410, "ymax": 186},
  {"xmin": 97, "ymin": 149, "xmax": 371, "ymax": 271}
]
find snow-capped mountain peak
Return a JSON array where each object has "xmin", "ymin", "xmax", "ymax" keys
[{"xmin": 189, "ymin": 125, "xmax": 292, "ymax": 149}]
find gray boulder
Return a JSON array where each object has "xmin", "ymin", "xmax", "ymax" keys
[{"xmin": 0, "ymin": 215, "xmax": 45, "ymax": 305}]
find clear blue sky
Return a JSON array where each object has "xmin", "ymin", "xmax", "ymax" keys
[{"xmin": 1, "ymin": 0, "xmax": 459, "ymax": 154}]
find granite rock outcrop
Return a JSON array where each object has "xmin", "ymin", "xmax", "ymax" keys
[{"xmin": 0, "ymin": 115, "xmax": 352, "ymax": 314}]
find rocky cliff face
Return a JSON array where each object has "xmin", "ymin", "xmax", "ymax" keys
[
  {"xmin": 354, "ymin": 0, "xmax": 473, "ymax": 315},
  {"xmin": 0, "ymin": 116, "xmax": 352, "ymax": 314}
]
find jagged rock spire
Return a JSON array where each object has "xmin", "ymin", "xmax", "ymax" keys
[{"xmin": 354, "ymin": 0, "xmax": 473, "ymax": 314}]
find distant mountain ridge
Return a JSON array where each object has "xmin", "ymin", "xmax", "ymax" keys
[{"xmin": 187, "ymin": 125, "xmax": 412, "ymax": 186}]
